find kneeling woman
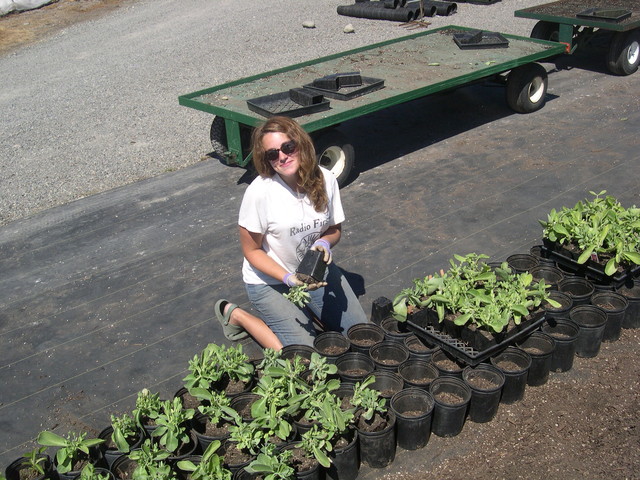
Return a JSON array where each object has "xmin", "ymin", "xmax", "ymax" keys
[{"xmin": 237, "ymin": 116, "xmax": 369, "ymax": 347}]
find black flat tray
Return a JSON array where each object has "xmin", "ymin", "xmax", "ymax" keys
[
  {"xmin": 576, "ymin": 8, "xmax": 632, "ymax": 23},
  {"xmin": 541, "ymin": 239, "xmax": 640, "ymax": 287},
  {"xmin": 453, "ymin": 31, "xmax": 509, "ymax": 49},
  {"xmin": 303, "ymin": 76, "xmax": 385, "ymax": 101},
  {"xmin": 246, "ymin": 91, "xmax": 330, "ymax": 118},
  {"xmin": 406, "ymin": 310, "xmax": 545, "ymax": 366}
]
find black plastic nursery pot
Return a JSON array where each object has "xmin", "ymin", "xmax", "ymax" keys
[
  {"xmin": 541, "ymin": 319, "xmax": 580, "ymax": 372},
  {"xmin": 530, "ymin": 244, "xmax": 556, "ymax": 266},
  {"xmin": 356, "ymin": 410, "xmax": 397, "ymax": 468},
  {"xmin": 516, "ymin": 332, "xmax": 556, "ymax": 386},
  {"xmin": 462, "ymin": 364, "xmax": 505, "ymax": 423},
  {"xmin": 5, "ymin": 454, "xmax": 56, "ymax": 480},
  {"xmin": 403, "ymin": 334, "xmax": 439, "ymax": 362},
  {"xmin": 570, "ymin": 305, "xmax": 607, "ymax": 358},
  {"xmin": 543, "ymin": 290, "xmax": 574, "ymax": 322},
  {"xmin": 390, "ymin": 388, "xmax": 435, "ymax": 450},
  {"xmin": 366, "ymin": 370, "xmax": 405, "ymax": 399},
  {"xmin": 110, "ymin": 454, "xmax": 137, "ymax": 480},
  {"xmin": 398, "ymin": 359, "xmax": 439, "ymax": 390},
  {"xmin": 530, "ymin": 265, "xmax": 564, "ymax": 290},
  {"xmin": 591, "ymin": 291, "xmax": 629, "ymax": 342},
  {"xmin": 490, "ymin": 346, "xmax": 531, "ymax": 404},
  {"xmin": 506, "ymin": 253, "xmax": 540, "ymax": 273},
  {"xmin": 313, "ymin": 331, "xmax": 351, "ymax": 363},
  {"xmin": 380, "ymin": 316, "xmax": 413, "ymax": 344},
  {"xmin": 347, "ymin": 322, "xmax": 386, "ymax": 354},
  {"xmin": 325, "ymin": 428, "xmax": 359, "ymax": 480},
  {"xmin": 429, "ymin": 377, "xmax": 471, "ymax": 437},
  {"xmin": 618, "ymin": 280, "xmax": 640, "ymax": 329},
  {"xmin": 281, "ymin": 344, "xmax": 316, "ymax": 366},
  {"xmin": 190, "ymin": 412, "xmax": 231, "ymax": 453},
  {"xmin": 230, "ymin": 392, "xmax": 260, "ymax": 422},
  {"xmin": 558, "ymin": 277, "xmax": 596, "ymax": 306},
  {"xmin": 369, "ymin": 340, "xmax": 410, "ymax": 372},
  {"xmin": 295, "ymin": 249, "xmax": 327, "ymax": 284},
  {"xmin": 431, "ymin": 348, "xmax": 465, "ymax": 378},
  {"xmin": 335, "ymin": 352, "xmax": 375, "ymax": 384},
  {"xmin": 98, "ymin": 425, "xmax": 146, "ymax": 469}
]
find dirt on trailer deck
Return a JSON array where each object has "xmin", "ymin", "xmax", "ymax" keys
[{"xmin": 519, "ymin": 0, "xmax": 640, "ymax": 27}]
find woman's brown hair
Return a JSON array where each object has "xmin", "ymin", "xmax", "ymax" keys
[{"xmin": 251, "ymin": 116, "xmax": 328, "ymax": 212}]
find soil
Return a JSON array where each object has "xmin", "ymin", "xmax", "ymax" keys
[{"xmin": 0, "ymin": 0, "xmax": 132, "ymax": 55}]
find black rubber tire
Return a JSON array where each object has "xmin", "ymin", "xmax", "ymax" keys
[
  {"xmin": 505, "ymin": 63, "xmax": 548, "ymax": 114},
  {"xmin": 530, "ymin": 21, "xmax": 559, "ymax": 42},
  {"xmin": 313, "ymin": 129, "xmax": 355, "ymax": 187},
  {"xmin": 606, "ymin": 30, "xmax": 640, "ymax": 76},
  {"xmin": 209, "ymin": 116, "xmax": 228, "ymax": 158}
]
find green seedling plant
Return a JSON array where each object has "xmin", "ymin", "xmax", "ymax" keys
[
  {"xmin": 391, "ymin": 253, "xmax": 559, "ymax": 334},
  {"xmin": 212, "ymin": 343, "xmax": 255, "ymax": 384},
  {"xmin": 110, "ymin": 413, "xmax": 139, "ymax": 453},
  {"xmin": 228, "ymin": 413, "xmax": 265, "ymax": 457},
  {"xmin": 540, "ymin": 190, "xmax": 640, "ymax": 275},
  {"xmin": 14, "ymin": 446, "xmax": 49, "ymax": 477},
  {"xmin": 182, "ymin": 344, "xmax": 225, "ymax": 392},
  {"xmin": 350, "ymin": 376, "xmax": 387, "ymax": 422},
  {"xmin": 36, "ymin": 431, "xmax": 104, "ymax": 474},
  {"xmin": 255, "ymin": 347, "xmax": 283, "ymax": 372},
  {"xmin": 189, "ymin": 388, "xmax": 236, "ymax": 427},
  {"xmin": 250, "ymin": 372, "xmax": 296, "ymax": 442},
  {"xmin": 132, "ymin": 389, "xmax": 163, "ymax": 428},
  {"xmin": 283, "ymin": 285, "xmax": 311, "ymax": 308},
  {"xmin": 245, "ymin": 449, "xmax": 295, "ymax": 480},
  {"xmin": 152, "ymin": 397, "xmax": 195, "ymax": 453},
  {"xmin": 176, "ymin": 440, "xmax": 232, "ymax": 480},
  {"xmin": 127, "ymin": 439, "xmax": 176, "ymax": 480},
  {"xmin": 77, "ymin": 463, "xmax": 110, "ymax": 480}
]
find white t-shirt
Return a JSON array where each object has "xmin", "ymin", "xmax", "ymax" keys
[{"xmin": 239, "ymin": 167, "xmax": 345, "ymax": 285}]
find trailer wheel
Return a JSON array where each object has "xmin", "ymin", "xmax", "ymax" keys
[
  {"xmin": 506, "ymin": 63, "xmax": 548, "ymax": 113},
  {"xmin": 209, "ymin": 116, "xmax": 228, "ymax": 158},
  {"xmin": 606, "ymin": 30, "xmax": 640, "ymax": 76},
  {"xmin": 313, "ymin": 129, "xmax": 354, "ymax": 187},
  {"xmin": 209, "ymin": 116, "xmax": 253, "ymax": 164},
  {"xmin": 530, "ymin": 21, "xmax": 559, "ymax": 42}
]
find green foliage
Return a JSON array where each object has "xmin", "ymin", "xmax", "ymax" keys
[
  {"xmin": 110, "ymin": 413, "xmax": 138, "ymax": 453},
  {"xmin": 16, "ymin": 446, "xmax": 48, "ymax": 476},
  {"xmin": 350, "ymin": 376, "xmax": 387, "ymax": 421},
  {"xmin": 132, "ymin": 389, "xmax": 163, "ymax": 427},
  {"xmin": 540, "ymin": 190, "xmax": 640, "ymax": 275},
  {"xmin": 176, "ymin": 440, "xmax": 232, "ymax": 480},
  {"xmin": 189, "ymin": 389, "xmax": 236, "ymax": 427},
  {"xmin": 36, "ymin": 431, "xmax": 104, "ymax": 474},
  {"xmin": 151, "ymin": 397, "xmax": 194, "ymax": 453},
  {"xmin": 127, "ymin": 439, "xmax": 176, "ymax": 480},
  {"xmin": 391, "ymin": 253, "xmax": 558, "ymax": 333},
  {"xmin": 77, "ymin": 464, "xmax": 110, "ymax": 480},
  {"xmin": 245, "ymin": 449, "xmax": 295, "ymax": 480},
  {"xmin": 283, "ymin": 285, "xmax": 311, "ymax": 307}
]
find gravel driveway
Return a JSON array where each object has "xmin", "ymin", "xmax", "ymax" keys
[{"xmin": 0, "ymin": 0, "xmax": 546, "ymax": 226}]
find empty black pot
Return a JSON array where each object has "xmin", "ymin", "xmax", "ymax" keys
[
  {"xmin": 490, "ymin": 347, "xmax": 531, "ymax": 404},
  {"xmin": 516, "ymin": 332, "xmax": 555, "ymax": 386},
  {"xmin": 462, "ymin": 364, "xmax": 505, "ymax": 423},
  {"xmin": 591, "ymin": 291, "xmax": 629, "ymax": 342},
  {"xmin": 541, "ymin": 319, "xmax": 580, "ymax": 372},
  {"xmin": 390, "ymin": 388, "xmax": 435, "ymax": 450}
]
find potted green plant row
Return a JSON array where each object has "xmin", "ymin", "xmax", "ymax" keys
[
  {"xmin": 391, "ymin": 253, "xmax": 559, "ymax": 354},
  {"xmin": 540, "ymin": 190, "xmax": 640, "ymax": 284}
]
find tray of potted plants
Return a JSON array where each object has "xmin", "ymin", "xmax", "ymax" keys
[
  {"xmin": 539, "ymin": 190, "xmax": 640, "ymax": 287},
  {"xmin": 392, "ymin": 253, "xmax": 558, "ymax": 365}
]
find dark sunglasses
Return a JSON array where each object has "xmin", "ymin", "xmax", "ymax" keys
[{"xmin": 264, "ymin": 140, "xmax": 297, "ymax": 162}]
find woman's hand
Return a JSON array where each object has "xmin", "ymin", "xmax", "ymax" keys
[{"xmin": 311, "ymin": 239, "xmax": 332, "ymax": 264}]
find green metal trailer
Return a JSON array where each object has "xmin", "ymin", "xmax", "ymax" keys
[
  {"xmin": 178, "ymin": 25, "xmax": 565, "ymax": 186},
  {"xmin": 515, "ymin": 0, "xmax": 640, "ymax": 75}
]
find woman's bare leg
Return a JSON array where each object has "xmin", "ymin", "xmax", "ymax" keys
[{"xmin": 225, "ymin": 303, "xmax": 283, "ymax": 351}]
